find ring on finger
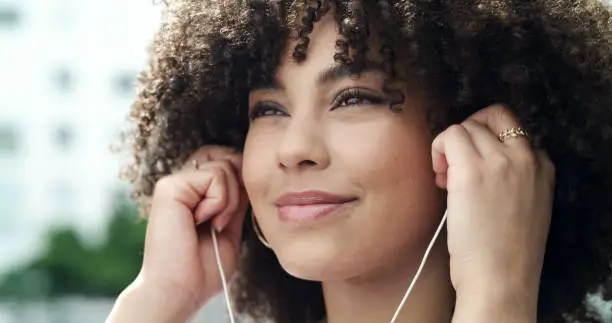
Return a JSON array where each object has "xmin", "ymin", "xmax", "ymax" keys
[{"xmin": 498, "ymin": 126, "xmax": 529, "ymax": 143}]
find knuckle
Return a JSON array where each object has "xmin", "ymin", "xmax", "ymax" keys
[
  {"xmin": 487, "ymin": 103, "xmax": 509, "ymax": 113},
  {"xmin": 538, "ymin": 152, "xmax": 557, "ymax": 184},
  {"xmin": 483, "ymin": 103, "xmax": 511, "ymax": 118},
  {"xmin": 489, "ymin": 153, "xmax": 512, "ymax": 173},
  {"xmin": 216, "ymin": 158, "xmax": 234, "ymax": 170},
  {"xmin": 185, "ymin": 145, "xmax": 235, "ymax": 167},
  {"xmin": 206, "ymin": 165, "xmax": 226, "ymax": 180},
  {"xmin": 202, "ymin": 159, "xmax": 231, "ymax": 171},
  {"xmin": 461, "ymin": 119, "xmax": 479, "ymax": 129},
  {"xmin": 446, "ymin": 124, "xmax": 467, "ymax": 138},
  {"xmin": 515, "ymin": 149, "xmax": 537, "ymax": 167},
  {"xmin": 198, "ymin": 145, "xmax": 239, "ymax": 161},
  {"xmin": 153, "ymin": 175, "xmax": 183, "ymax": 201},
  {"xmin": 154, "ymin": 175, "xmax": 176, "ymax": 195},
  {"xmin": 185, "ymin": 152, "xmax": 210, "ymax": 166}
]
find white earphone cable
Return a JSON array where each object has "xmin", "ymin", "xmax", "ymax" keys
[
  {"xmin": 210, "ymin": 226, "xmax": 236, "ymax": 323},
  {"xmin": 211, "ymin": 209, "xmax": 448, "ymax": 323},
  {"xmin": 390, "ymin": 209, "xmax": 448, "ymax": 322}
]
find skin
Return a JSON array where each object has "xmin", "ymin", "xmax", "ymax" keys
[
  {"xmin": 244, "ymin": 12, "xmax": 451, "ymax": 322},
  {"xmin": 107, "ymin": 11, "xmax": 554, "ymax": 323}
]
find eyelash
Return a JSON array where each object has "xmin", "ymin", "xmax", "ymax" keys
[
  {"xmin": 249, "ymin": 102, "xmax": 287, "ymax": 120},
  {"xmin": 331, "ymin": 88, "xmax": 386, "ymax": 109},
  {"xmin": 249, "ymin": 88, "xmax": 387, "ymax": 120}
]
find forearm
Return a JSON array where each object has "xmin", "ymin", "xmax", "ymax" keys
[{"xmin": 106, "ymin": 280, "xmax": 201, "ymax": 323}]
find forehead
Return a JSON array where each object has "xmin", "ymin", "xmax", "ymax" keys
[
  {"xmin": 274, "ymin": 9, "xmax": 385, "ymax": 85},
  {"xmin": 277, "ymin": 11, "xmax": 339, "ymax": 76}
]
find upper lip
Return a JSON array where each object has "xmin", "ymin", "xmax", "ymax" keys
[{"xmin": 275, "ymin": 190, "xmax": 358, "ymax": 206}]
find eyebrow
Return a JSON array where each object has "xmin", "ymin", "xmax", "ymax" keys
[
  {"xmin": 252, "ymin": 62, "xmax": 386, "ymax": 91},
  {"xmin": 317, "ymin": 63, "xmax": 385, "ymax": 85}
]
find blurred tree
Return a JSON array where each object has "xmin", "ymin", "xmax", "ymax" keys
[{"xmin": 0, "ymin": 193, "xmax": 146, "ymax": 299}]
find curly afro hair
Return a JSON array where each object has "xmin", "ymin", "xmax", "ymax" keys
[{"xmin": 118, "ymin": 0, "xmax": 612, "ymax": 322}]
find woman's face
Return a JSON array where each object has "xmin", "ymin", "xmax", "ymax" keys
[{"xmin": 243, "ymin": 13, "xmax": 444, "ymax": 281}]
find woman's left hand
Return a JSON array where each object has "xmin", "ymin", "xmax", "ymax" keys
[{"xmin": 432, "ymin": 105, "xmax": 555, "ymax": 323}]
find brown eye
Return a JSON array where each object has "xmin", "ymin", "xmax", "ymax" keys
[
  {"xmin": 331, "ymin": 88, "xmax": 386, "ymax": 110},
  {"xmin": 249, "ymin": 102, "xmax": 288, "ymax": 120},
  {"xmin": 341, "ymin": 96, "xmax": 373, "ymax": 107}
]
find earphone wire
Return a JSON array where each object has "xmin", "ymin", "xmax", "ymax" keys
[
  {"xmin": 211, "ymin": 209, "xmax": 448, "ymax": 323},
  {"xmin": 211, "ymin": 226, "xmax": 236, "ymax": 323},
  {"xmin": 390, "ymin": 209, "xmax": 448, "ymax": 323}
]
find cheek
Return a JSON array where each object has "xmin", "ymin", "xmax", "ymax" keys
[
  {"xmin": 334, "ymin": 118, "xmax": 440, "ymax": 232},
  {"xmin": 242, "ymin": 130, "xmax": 276, "ymax": 202},
  {"xmin": 334, "ymin": 119, "xmax": 434, "ymax": 192}
]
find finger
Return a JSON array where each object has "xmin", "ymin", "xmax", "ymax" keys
[
  {"xmin": 185, "ymin": 150, "xmax": 212, "ymax": 168},
  {"xmin": 431, "ymin": 145, "xmax": 448, "ymax": 177},
  {"xmin": 435, "ymin": 172, "xmax": 448, "ymax": 189},
  {"xmin": 201, "ymin": 146, "xmax": 241, "ymax": 165},
  {"xmin": 535, "ymin": 149, "xmax": 556, "ymax": 188},
  {"xmin": 468, "ymin": 104, "xmax": 530, "ymax": 149},
  {"xmin": 224, "ymin": 153, "xmax": 244, "ymax": 187},
  {"xmin": 461, "ymin": 120, "xmax": 502, "ymax": 156},
  {"xmin": 185, "ymin": 146, "xmax": 243, "ymax": 185},
  {"xmin": 223, "ymin": 187, "xmax": 249, "ymax": 250},
  {"xmin": 147, "ymin": 172, "xmax": 218, "ymax": 245},
  {"xmin": 192, "ymin": 166, "xmax": 229, "ymax": 225},
  {"xmin": 207, "ymin": 160, "xmax": 241, "ymax": 232},
  {"xmin": 432, "ymin": 124, "xmax": 481, "ymax": 176}
]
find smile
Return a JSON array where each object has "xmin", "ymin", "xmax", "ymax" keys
[{"xmin": 275, "ymin": 190, "xmax": 359, "ymax": 223}]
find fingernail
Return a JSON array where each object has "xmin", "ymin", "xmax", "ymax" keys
[
  {"xmin": 213, "ymin": 223, "xmax": 224, "ymax": 233},
  {"xmin": 213, "ymin": 217, "xmax": 226, "ymax": 233}
]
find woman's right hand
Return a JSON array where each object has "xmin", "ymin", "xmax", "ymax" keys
[{"xmin": 107, "ymin": 146, "xmax": 248, "ymax": 323}]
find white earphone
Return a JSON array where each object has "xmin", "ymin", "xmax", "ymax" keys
[{"xmin": 210, "ymin": 209, "xmax": 448, "ymax": 323}]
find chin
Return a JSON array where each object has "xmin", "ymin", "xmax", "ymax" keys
[{"xmin": 272, "ymin": 236, "xmax": 362, "ymax": 282}]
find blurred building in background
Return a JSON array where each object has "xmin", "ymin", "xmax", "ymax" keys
[
  {"xmin": 0, "ymin": 1, "xmax": 230, "ymax": 321},
  {"xmin": 0, "ymin": 0, "xmax": 160, "ymax": 272},
  {"xmin": 1, "ymin": 0, "xmax": 611, "ymax": 323}
]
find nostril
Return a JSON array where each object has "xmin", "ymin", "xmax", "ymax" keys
[{"xmin": 298, "ymin": 160, "xmax": 317, "ymax": 167}]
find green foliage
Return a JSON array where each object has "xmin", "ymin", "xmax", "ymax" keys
[{"xmin": 0, "ymin": 196, "xmax": 146, "ymax": 300}]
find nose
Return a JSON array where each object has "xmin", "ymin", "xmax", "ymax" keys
[{"xmin": 277, "ymin": 116, "xmax": 330, "ymax": 171}]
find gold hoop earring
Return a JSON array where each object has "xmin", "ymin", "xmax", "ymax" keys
[{"xmin": 251, "ymin": 213, "xmax": 271, "ymax": 249}]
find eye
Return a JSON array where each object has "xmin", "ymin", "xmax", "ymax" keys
[
  {"xmin": 331, "ymin": 88, "xmax": 386, "ymax": 110},
  {"xmin": 249, "ymin": 102, "xmax": 288, "ymax": 120}
]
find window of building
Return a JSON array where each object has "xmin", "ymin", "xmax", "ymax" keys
[
  {"xmin": 54, "ymin": 68, "xmax": 74, "ymax": 92},
  {"xmin": 53, "ymin": 125, "xmax": 74, "ymax": 151},
  {"xmin": 0, "ymin": 125, "xmax": 18, "ymax": 155},
  {"xmin": 0, "ymin": 7, "xmax": 20, "ymax": 29},
  {"xmin": 113, "ymin": 72, "xmax": 136, "ymax": 97},
  {"xmin": 55, "ymin": 0, "xmax": 75, "ymax": 31}
]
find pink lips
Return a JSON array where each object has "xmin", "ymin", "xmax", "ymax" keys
[{"xmin": 275, "ymin": 190, "xmax": 358, "ymax": 223}]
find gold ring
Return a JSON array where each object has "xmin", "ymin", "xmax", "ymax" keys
[{"xmin": 498, "ymin": 127, "xmax": 529, "ymax": 143}]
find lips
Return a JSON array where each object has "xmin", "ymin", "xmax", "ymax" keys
[{"xmin": 275, "ymin": 190, "xmax": 358, "ymax": 223}]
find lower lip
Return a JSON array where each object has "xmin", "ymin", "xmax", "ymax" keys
[{"xmin": 277, "ymin": 202, "xmax": 355, "ymax": 223}]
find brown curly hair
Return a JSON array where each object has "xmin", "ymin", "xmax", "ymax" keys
[{"xmin": 119, "ymin": 0, "xmax": 612, "ymax": 322}]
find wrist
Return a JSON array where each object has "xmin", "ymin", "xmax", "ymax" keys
[
  {"xmin": 452, "ymin": 273, "xmax": 539, "ymax": 323},
  {"xmin": 107, "ymin": 278, "xmax": 201, "ymax": 323}
]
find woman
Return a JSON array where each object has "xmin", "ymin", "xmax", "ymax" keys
[{"xmin": 107, "ymin": 1, "xmax": 612, "ymax": 322}]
